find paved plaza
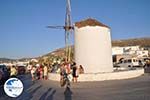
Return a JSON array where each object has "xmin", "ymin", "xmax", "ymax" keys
[{"xmin": 0, "ymin": 74, "xmax": 150, "ymax": 100}]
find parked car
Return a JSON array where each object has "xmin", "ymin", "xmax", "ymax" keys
[
  {"xmin": 0, "ymin": 64, "xmax": 10, "ymax": 85},
  {"xmin": 114, "ymin": 58, "xmax": 139, "ymax": 70},
  {"xmin": 17, "ymin": 66, "xmax": 26, "ymax": 75}
]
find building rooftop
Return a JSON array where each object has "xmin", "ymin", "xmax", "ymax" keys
[{"xmin": 75, "ymin": 18, "xmax": 110, "ymax": 28}]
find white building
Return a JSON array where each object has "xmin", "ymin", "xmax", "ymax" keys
[
  {"xmin": 112, "ymin": 47, "xmax": 124, "ymax": 55},
  {"xmin": 123, "ymin": 46, "xmax": 140, "ymax": 55},
  {"xmin": 136, "ymin": 50, "xmax": 149, "ymax": 57},
  {"xmin": 124, "ymin": 46, "xmax": 140, "ymax": 51},
  {"xmin": 112, "ymin": 46, "xmax": 149, "ymax": 61}
]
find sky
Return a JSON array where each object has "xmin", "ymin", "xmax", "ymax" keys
[{"xmin": 0, "ymin": 0, "xmax": 150, "ymax": 59}]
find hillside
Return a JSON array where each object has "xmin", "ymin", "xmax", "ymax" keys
[
  {"xmin": 39, "ymin": 46, "xmax": 74, "ymax": 60},
  {"xmin": 112, "ymin": 37, "xmax": 150, "ymax": 47},
  {"xmin": 37, "ymin": 37, "xmax": 150, "ymax": 63},
  {"xmin": 48, "ymin": 37, "xmax": 150, "ymax": 57},
  {"xmin": 0, "ymin": 58, "xmax": 16, "ymax": 63},
  {"xmin": 0, "ymin": 37, "xmax": 150, "ymax": 63}
]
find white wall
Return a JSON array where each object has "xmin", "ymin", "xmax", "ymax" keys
[
  {"xmin": 112, "ymin": 47, "xmax": 124, "ymax": 55},
  {"xmin": 136, "ymin": 50, "xmax": 149, "ymax": 57},
  {"xmin": 124, "ymin": 46, "xmax": 140, "ymax": 51},
  {"xmin": 48, "ymin": 69, "xmax": 144, "ymax": 82},
  {"xmin": 74, "ymin": 26, "xmax": 113, "ymax": 73}
]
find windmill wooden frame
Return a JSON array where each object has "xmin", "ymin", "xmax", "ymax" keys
[{"xmin": 47, "ymin": 0, "xmax": 74, "ymax": 62}]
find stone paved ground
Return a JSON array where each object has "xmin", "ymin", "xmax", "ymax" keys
[{"xmin": 0, "ymin": 74, "xmax": 150, "ymax": 100}]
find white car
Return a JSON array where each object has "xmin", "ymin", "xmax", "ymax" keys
[{"xmin": 115, "ymin": 58, "xmax": 139, "ymax": 70}]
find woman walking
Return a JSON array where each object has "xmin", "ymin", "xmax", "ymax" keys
[{"xmin": 31, "ymin": 66, "xmax": 36, "ymax": 81}]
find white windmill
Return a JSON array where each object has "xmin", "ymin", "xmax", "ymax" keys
[{"xmin": 48, "ymin": 0, "xmax": 113, "ymax": 73}]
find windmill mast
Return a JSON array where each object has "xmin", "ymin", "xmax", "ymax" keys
[
  {"xmin": 65, "ymin": 0, "xmax": 73, "ymax": 62},
  {"xmin": 47, "ymin": 0, "xmax": 73, "ymax": 62}
]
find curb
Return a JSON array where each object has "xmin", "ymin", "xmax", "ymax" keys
[{"xmin": 48, "ymin": 69, "xmax": 144, "ymax": 82}]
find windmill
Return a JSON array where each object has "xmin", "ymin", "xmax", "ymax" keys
[{"xmin": 47, "ymin": 0, "xmax": 74, "ymax": 62}]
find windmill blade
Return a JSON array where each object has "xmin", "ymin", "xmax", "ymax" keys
[
  {"xmin": 47, "ymin": 26, "xmax": 64, "ymax": 29},
  {"xmin": 65, "ymin": 0, "xmax": 72, "ymax": 28},
  {"xmin": 67, "ymin": 0, "xmax": 71, "ymax": 13}
]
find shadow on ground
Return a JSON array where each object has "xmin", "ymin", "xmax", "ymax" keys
[
  {"xmin": 16, "ymin": 85, "xmax": 42, "ymax": 100},
  {"xmin": 64, "ymin": 87, "xmax": 73, "ymax": 100},
  {"xmin": 39, "ymin": 88, "xmax": 56, "ymax": 100}
]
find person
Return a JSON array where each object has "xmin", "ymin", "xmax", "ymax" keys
[
  {"xmin": 36, "ymin": 65, "xmax": 40, "ymax": 80},
  {"xmin": 10, "ymin": 65, "xmax": 17, "ymax": 77},
  {"xmin": 65, "ymin": 62, "xmax": 72, "ymax": 82},
  {"xmin": 72, "ymin": 62, "xmax": 78, "ymax": 83},
  {"xmin": 31, "ymin": 66, "xmax": 36, "ymax": 81},
  {"xmin": 43, "ymin": 64, "xmax": 48, "ymax": 80},
  {"xmin": 79, "ymin": 65, "xmax": 84, "ymax": 74},
  {"xmin": 144, "ymin": 60, "xmax": 150, "ymax": 67},
  {"xmin": 60, "ymin": 63, "xmax": 70, "ymax": 87},
  {"xmin": 60, "ymin": 63, "xmax": 66, "ymax": 87},
  {"xmin": 27, "ymin": 64, "xmax": 32, "ymax": 72},
  {"xmin": 39, "ymin": 65, "xmax": 43, "ymax": 80}
]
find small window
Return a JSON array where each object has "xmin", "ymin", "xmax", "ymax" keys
[
  {"xmin": 128, "ymin": 59, "xmax": 132, "ymax": 63},
  {"xmin": 124, "ymin": 60, "xmax": 127, "ymax": 63},
  {"xmin": 134, "ymin": 59, "xmax": 138, "ymax": 62}
]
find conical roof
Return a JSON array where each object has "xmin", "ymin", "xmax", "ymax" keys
[{"xmin": 75, "ymin": 18, "xmax": 109, "ymax": 28}]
